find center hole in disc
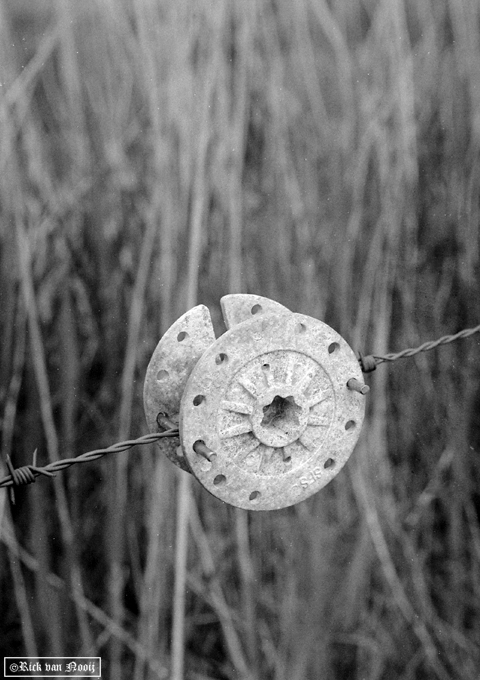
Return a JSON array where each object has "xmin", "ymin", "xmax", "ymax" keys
[{"xmin": 261, "ymin": 395, "xmax": 301, "ymax": 431}]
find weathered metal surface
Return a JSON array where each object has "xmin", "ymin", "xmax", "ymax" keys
[
  {"xmin": 143, "ymin": 305, "xmax": 216, "ymax": 471},
  {"xmin": 220, "ymin": 294, "xmax": 291, "ymax": 329},
  {"xmin": 180, "ymin": 309, "xmax": 365, "ymax": 510}
]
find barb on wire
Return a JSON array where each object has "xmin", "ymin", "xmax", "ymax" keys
[
  {"xmin": 358, "ymin": 323, "xmax": 480, "ymax": 373},
  {"xmin": 0, "ymin": 429, "xmax": 179, "ymax": 500}
]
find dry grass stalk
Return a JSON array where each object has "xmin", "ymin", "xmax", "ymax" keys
[{"xmin": 1, "ymin": 0, "xmax": 480, "ymax": 678}]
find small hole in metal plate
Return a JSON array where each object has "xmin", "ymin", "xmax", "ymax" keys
[
  {"xmin": 249, "ymin": 490, "xmax": 261, "ymax": 502},
  {"xmin": 177, "ymin": 331, "xmax": 188, "ymax": 342},
  {"xmin": 251, "ymin": 304, "xmax": 262, "ymax": 314},
  {"xmin": 213, "ymin": 474, "xmax": 226, "ymax": 486},
  {"xmin": 262, "ymin": 363, "xmax": 270, "ymax": 371},
  {"xmin": 156, "ymin": 369, "xmax": 169, "ymax": 381},
  {"xmin": 328, "ymin": 342, "xmax": 340, "ymax": 354},
  {"xmin": 215, "ymin": 353, "xmax": 228, "ymax": 365},
  {"xmin": 324, "ymin": 458, "xmax": 335, "ymax": 469},
  {"xmin": 297, "ymin": 322, "xmax": 307, "ymax": 333},
  {"xmin": 193, "ymin": 395, "xmax": 205, "ymax": 406},
  {"xmin": 345, "ymin": 420, "xmax": 356, "ymax": 431}
]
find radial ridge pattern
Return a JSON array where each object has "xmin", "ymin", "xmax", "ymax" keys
[{"xmin": 217, "ymin": 351, "xmax": 334, "ymax": 476}]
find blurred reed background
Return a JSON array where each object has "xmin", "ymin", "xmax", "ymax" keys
[{"xmin": 1, "ymin": 0, "xmax": 480, "ymax": 678}]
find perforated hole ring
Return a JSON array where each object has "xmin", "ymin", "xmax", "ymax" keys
[{"xmin": 180, "ymin": 310, "xmax": 366, "ymax": 511}]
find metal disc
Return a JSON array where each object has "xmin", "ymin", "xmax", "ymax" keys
[
  {"xmin": 221, "ymin": 293, "xmax": 291, "ymax": 329},
  {"xmin": 180, "ymin": 311, "xmax": 365, "ymax": 510},
  {"xmin": 143, "ymin": 305, "xmax": 216, "ymax": 471}
]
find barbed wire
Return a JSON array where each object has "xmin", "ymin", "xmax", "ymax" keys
[
  {"xmin": 1, "ymin": 322, "xmax": 479, "ymax": 498},
  {"xmin": 358, "ymin": 323, "xmax": 480, "ymax": 373},
  {"xmin": 0, "ymin": 429, "xmax": 179, "ymax": 502}
]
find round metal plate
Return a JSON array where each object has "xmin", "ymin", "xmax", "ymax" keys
[
  {"xmin": 143, "ymin": 295, "xmax": 291, "ymax": 472},
  {"xmin": 180, "ymin": 312, "xmax": 365, "ymax": 510},
  {"xmin": 143, "ymin": 305, "xmax": 216, "ymax": 471},
  {"xmin": 220, "ymin": 293, "xmax": 291, "ymax": 329}
]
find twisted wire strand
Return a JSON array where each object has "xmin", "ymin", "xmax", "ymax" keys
[
  {"xmin": 359, "ymin": 323, "xmax": 480, "ymax": 372},
  {"xmin": 0, "ymin": 429, "xmax": 179, "ymax": 490},
  {"xmin": 1, "ymin": 322, "xmax": 479, "ymax": 492}
]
